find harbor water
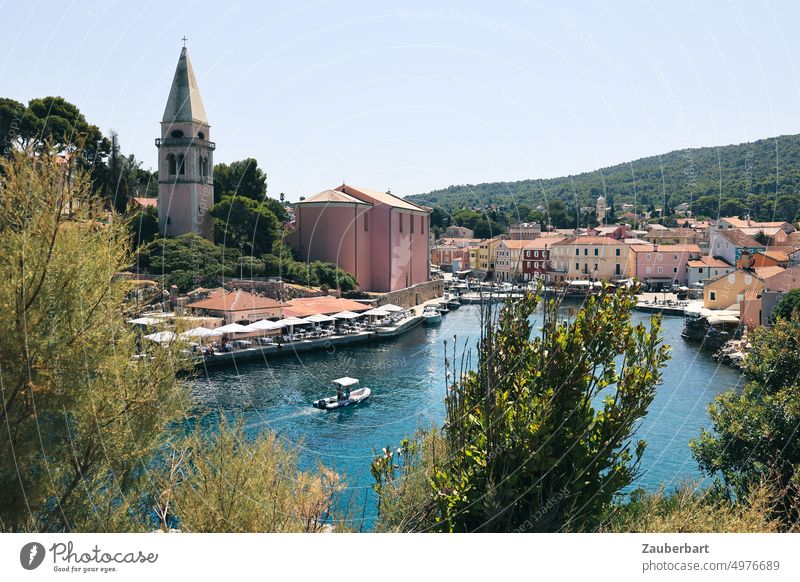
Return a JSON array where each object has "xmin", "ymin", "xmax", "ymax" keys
[{"xmin": 189, "ymin": 303, "xmax": 742, "ymax": 525}]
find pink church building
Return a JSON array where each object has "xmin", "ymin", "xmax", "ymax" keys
[
  {"xmin": 156, "ymin": 47, "xmax": 215, "ymax": 239},
  {"xmin": 286, "ymin": 184, "xmax": 431, "ymax": 292}
]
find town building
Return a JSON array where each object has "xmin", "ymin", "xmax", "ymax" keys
[
  {"xmin": 521, "ymin": 238, "xmax": 562, "ymax": 282},
  {"xmin": 157, "ymin": 47, "xmax": 215, "ymax": 239},
  {"xmin": 186, "ymin": 290, "xmax": 282, "ymax": 324},
  {"xmin": 703, "ymin": 269, "xmax": 765, "ymax": 310},
  {"xmin": 549, "ymin": 236, "xmax": 632, "ymax": 283},
  {"xmin": 628, "ymin": 244, "xmax": 701, "ymax": 288},
  {"xmin": 508, "ymin": 222, "xmax": 542, "ymax": 240},
  {"xmin": 686, "ymin": 256, "xmax": 735, "ymax": 287},
  {"xmin": 442, "ymin": 225, "xmax": 474, "ymax": 239},
  {"xmin": 739, "ymin": 266, "xmax": 800, "ymax": 328},
  {"xmin": 475, "ymin": 237, "xmax": 506, "ymax": 276},
  {"xmin": 709, "ymin": 228, "xmax": 766, "ymax": 267},
  {"xmin": 285, "ymin": 184, "xmax": 430, "ymax": 292}
]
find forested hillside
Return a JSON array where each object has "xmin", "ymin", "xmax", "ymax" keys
[{"xmin": 408, "ymin": 134, "xmax": 800, "ymax": 226}]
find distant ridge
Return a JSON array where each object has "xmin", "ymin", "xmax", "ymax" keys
[{"xmin": 407, "ymin": 134, "xmax": 800, "ymax": 221}]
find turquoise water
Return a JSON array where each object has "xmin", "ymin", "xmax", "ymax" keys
[{"xmin": 189, "ymin": 303, "xmax": 742, "ymax": 524}]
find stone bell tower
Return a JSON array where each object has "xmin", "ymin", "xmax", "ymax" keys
[{"xmin": 156, "ymin": 46, "xmax": 215, "ymax": 238}]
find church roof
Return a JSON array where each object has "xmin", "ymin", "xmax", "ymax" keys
[
  {"xmin": 300, "ymin": 189, "xmax": 369, "ymax": 205},
  {"xmin": 162, "ymin": 47, "xmax": 208, "ymax": 124},
  {"xmin": 336, "ymin": 184, "xmax": 429, "ymax": 212}
]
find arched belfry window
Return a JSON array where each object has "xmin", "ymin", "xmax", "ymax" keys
[
  {"xmin": 167, "ymin": 154, "xmax": 176, "ymax": 175},
  {"xmin": 178, "ymin": 155, "xmax": 185, "ymax": 175}
]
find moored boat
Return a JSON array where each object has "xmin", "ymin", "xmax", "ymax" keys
[
  {"xmin": 422, "ymin": 306, "xmax": 443, "ymax": 324},
  {"xmin": 312, "ymin": 377, "xmax": 371, "ymax": 410}
]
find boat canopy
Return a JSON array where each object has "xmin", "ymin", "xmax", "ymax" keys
[
  {"xmin": 333, "ymin": 377, "xmax": 360, "ymax": 387},
  {"xmin": 567, "ymin": 280, "xmax": 592, "ymax": 287}
]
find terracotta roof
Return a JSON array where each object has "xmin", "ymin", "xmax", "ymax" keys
[
  {"xmin": 283, "ymin": 296, "xmax": 370, "ymax": 317},
  {"xmin": 757, "ymin": 249, "xmax": 790, "ymax": 262},
  {"xmin": 687, "ymin": 256, "xmax": 733, "ymax": 268},
  {"xmin": 187, "ymin": 290, "xmax": 281, "ymax": 312},
  {"xmin": 764, "ymin": 266, "xmax": 800, "ymax": 291},
  {"xmin": 498, "ymin": 238, "xmax": 560, "ymax": 250},
  {"xmin": 754, "ymin": 266, "xmax": 786, "ymax": 279},
  {"xmin": 720, "ymin": 217, "xmax": 789, "ymax": 229},
  {"xmin": 739, "ymin": 226, "xmax": 784, "ymax": 237},
  {"xmin": 133, "ymin": 197, "xmax": 158, "ymax": 208},
  {"xmin": 629, "ymin": 244, "xmax": 701, "ymax": 254},
  {"xmin": 742, "ymin": 289, "xmax": 762, "ymax": 300},
  {"xmin": 552, "ymin": 236, "xmax": 626, "ymax": 246},
  {"xmin": 336, "ymin": 184, "xmax": 428, "ymax": 213},
  {"xmin": 300, "ymin": 189, "xmax": 369, "ymax": 205},
  {"xmin": 717, "ymin": 229, "xmax": 763, "ymax": 248}
]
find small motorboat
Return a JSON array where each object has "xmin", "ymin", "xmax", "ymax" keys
[
  {"xmin": 423, "ymin": 306, "xmax": 442, "ymax": 325},
  {"xmin": 445, "ymin": 296, "xmax": 461, "ymax": 310},
  {"xmin": 313, "ymin": 377, "xmax": 371, "ymax": 410},
  {"xmin": 436, "ymin": 303, "xmax": 449, "ymax": 314}
]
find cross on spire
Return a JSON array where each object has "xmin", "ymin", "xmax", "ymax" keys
[{"xmin": 181, "ymin": 35, "xmax": 188, "ymax": 48}]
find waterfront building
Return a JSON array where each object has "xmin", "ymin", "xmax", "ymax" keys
[
  {"xmin": 157, "ymin": 47, "xmax": 215, "ymax": 239},
  {"xmin": 703, "ymin": 269, "xmax": 765, "ymax": 310},
  {"xmin": 431, "ymin": 243, "xmax": 458, "ymax": 270},
  {"xmin": 186, "ymin": 290, "xmax": 282, "ymax": 324},
  {"xmin": 285, "ymin": 184, "xmax": 430, "ymax": 292},
  {"xmin": 508, "ymin": 222, "xmax": 542, "ymax": 240},
  {"xmin": 686, "ymin": 255, "xmax": 735, "ymax": 287},
  {"xmin": 628, "ymin": 244, "xmax": 701, "ymax": 288},
  {"xmin": 475, "ymin": 236, "xmax": 506, "ymax": 277},
  {"xmin": 521, "ymin": 238, "xmax": 562, "ymax": 282},
  {"xmin": 549, "ymin": 236, "xmax": 632, "ymax": 283}
]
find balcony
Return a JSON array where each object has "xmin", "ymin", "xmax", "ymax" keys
[{"xmin": 155, "ymin": 136, "xmax": 216, "ymax": 150}]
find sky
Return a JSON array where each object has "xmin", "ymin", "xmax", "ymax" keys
[{"xmin": 2, "ymin": 0, "xmax": 800, "ymax": 201}]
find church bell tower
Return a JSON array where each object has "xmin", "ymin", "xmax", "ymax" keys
[{"xmin": 156, "ymin": 45, "xmax": 214, "ymax": 239}]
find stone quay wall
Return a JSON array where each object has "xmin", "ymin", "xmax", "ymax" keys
[{"xmin": 375, "ymin": 280, "xmax": 444, "ymax": 309}]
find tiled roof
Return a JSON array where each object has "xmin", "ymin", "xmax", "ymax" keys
[
  {"xmin": 757, "ymin": 249, "xmax": 790, "ymax": 262},
  {"xmin": 629, "ymin": 244, "xmax": 701, "ymax": 254},
  {"xmin": 133, "ymin": 197, "xmax": 158, "ymax": 208},
  {"xmin": 687, "ymin": 256, "xmax": 733, "ymax": 268},
  {"xmin": 300, "ymin": 189, "xmax": 369, "ymax": 205},
  {"xmin": 552, "ymin": 236, "xmax": 626, "ymax": 245},
  {"xmin": 499, "ymin": 238, "xmax": 561, "ymax": 250},
  {"xmin": 187, "ymin": 290, "xmax": 281, "ymax": 312},
  {"xmin": 754, "ymin": 266, "xmax": 786, "ymax": 279},
  {"xmin": 720, "ymin": 217, "xmax": 788, "ymax": 229},
  {"xmin": 336, "ymin": 184, "xmax": 428, "ymax": 212},
  {"xmin": 717, "ymin": 229, "xmax": 763, "ymax": 248},
  {"xmin": 283, "ymin": 296, "xmax": 370, "ymax": 317}
]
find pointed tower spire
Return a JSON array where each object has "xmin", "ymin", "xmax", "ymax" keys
[{"xmin": 162, "ymin": 47, "xmax": 208, "ymax": 124}]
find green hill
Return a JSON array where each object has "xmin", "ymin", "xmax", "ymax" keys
[{"xmin": 407, "ymin": 134, "xmax": 800, "ymax": 227}]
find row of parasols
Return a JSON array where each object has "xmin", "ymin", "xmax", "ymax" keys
[{"xmin": 136, "ymin": 304, "xmax": 407, "ymax": 344}]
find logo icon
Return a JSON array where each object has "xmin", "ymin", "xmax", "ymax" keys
[{"xmin": 20, "ymin": 542, "xmax": 46, "ymax": 570}]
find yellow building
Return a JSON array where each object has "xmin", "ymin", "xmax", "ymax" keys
[
  {"xmin": 703, "ymin": 269, "xmax": 765, "ymax": 310},
  {"xmin": 549, "ymin": 237, "xmax": 632, "ymax": 283},
  {"xmin": 476, "ymin": 237, "xmax": 506, "ymax": 273}
]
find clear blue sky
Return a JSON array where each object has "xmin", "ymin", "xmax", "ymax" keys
[{"xmin": 2, "ymin": 0, "xmax": 799, "ymax": 201}]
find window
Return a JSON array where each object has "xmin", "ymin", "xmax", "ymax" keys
[
  {"xmin": 744, "ymin": 274, "xmax": 752, "ymax": 285},
  {"xmin": 420, "ymin": 215, "xmax": 424, "ymax": 233},
  {"xmin": 399, "ymin": 214, "xmax": 403, "ymax": 232},
  {"xmin": 673, "ymin": 254, "xmax": 678, "ymax": 260},
  {"xmin": 658, "ymin": 266, "xmax": 663, "ymax": 273},
  {"xmin": 364, "ymin": 213, "xmax": 368, "ymax": 232},
  {"xmin": 710, "ymin": 291, "xmax": 716, "ymax": 301},
  {"xmin": 594, "ymin": 248, "xmax": 599, "ymax": 256},
  {"xmin": 727, "ymin": 274, "xmax": 735, "ymax": 284},
  {"xmin": 411, "ymin": 215, "xmax": 414, "ymax": 234},
  {"xmin": 534, "ymin": 261, "xmax": 539, "ymax": 269},
  {"xmin": 658, "ymin": 254, "xmax": 663, "ymax": 261},
  {"xmin": 584, "ymin": 248, "xmax": 588, "ymax": 256},
  {"xmin": 646, "ymin": 254, "xmax": 652, "ymax": 261},
  {"xmin": 575, "ymin": 263, "xmax": 580, "ymax": 271},
  {"xmin": 615, "ymin": 248, "xmax": 621, "ymax": 257},
  {"xmin": 593, "ymin": 263, "xmax": 598, "ymax": 272},
  {"xmin": 178, "ymin": 155, "xmax": 185, "ymax": 175},
  {"xmin": 170, "ymin": 129, "xmax": 184, "ymax": 138},
  {"xmin": 698, "ymin": 267, "xmax": 704, "ymax": 273},
  {"xmin": 615, "ymin": 264, "xmax": 621, "ymax": 275},
  {"xmin": 646, "ymin": 267, "xmax": 652, "ymax": 274},
  {"xmin": 167, "ymin": 154, "xmax": 176, "ymax": 175},
  {"xmin": 575, "ymin": 249, "xmax": 580, "ymax": 256},
  {"xmin": 673, "ymin": 267, "xmax": 678, "ymax": 273}
]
